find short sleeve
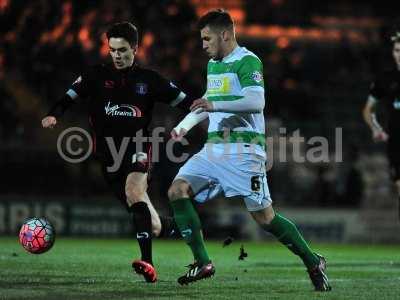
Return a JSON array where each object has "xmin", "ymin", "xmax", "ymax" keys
[{"xmin": 237, "ymin": 55, "xmax": 264, "ymax": 89}]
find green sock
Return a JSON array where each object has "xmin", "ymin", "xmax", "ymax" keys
[
  {"xmin": 263, "ymin": 213, "xmax": 319, "ymax": 269},
  {"xmin": 170, "ymin": 198, "xmax": 210, "ymax": 266}
]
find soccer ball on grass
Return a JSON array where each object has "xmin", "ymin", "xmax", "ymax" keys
[{"xmin": 19, "ymin": 217, "xmax": 55, "ymax": 254}]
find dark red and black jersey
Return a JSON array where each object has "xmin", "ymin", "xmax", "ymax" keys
[
  {"xmin": 369, "ymin": 68, "xmax": 400, "ymax": 134},
  {"xmin": 69, "ymin": 63, "xmax": 184, "ymax": 137},
  {"xmin": 48, "ymin": 63, "xmax": 193, "ymax": 154}
]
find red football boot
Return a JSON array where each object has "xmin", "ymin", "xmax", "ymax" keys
[{"xmin": 132, "ymin": 260, "xmax": 157, "ymax": 283}]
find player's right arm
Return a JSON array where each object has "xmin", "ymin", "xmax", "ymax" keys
[
  {"xmin": 171, "ymin": 91, "xmax": 209, "ymax": 141},
  {"xmin": 42, "ymin": 115, "xmax": 57, "ymax": 128},
  {"xmin": 41, "ymin": 92, "xmax": 77, "ymax": 128},
  {"xmin": 42, "ymin": 71, "xmax": 91, "ymax": 129},
  {"xmin": 362, "ymin": 94, "xmax": 389, "ymax": 142},
  {"xmin": 171, "ymin": 108, "xmax": 209, "ymax": 141}
]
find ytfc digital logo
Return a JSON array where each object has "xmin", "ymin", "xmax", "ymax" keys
[{"xmin": 56, "ymin": 126, "xmax": 344, "ymax": 171}]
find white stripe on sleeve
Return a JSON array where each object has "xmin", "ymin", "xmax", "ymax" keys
[
  {"xmin": 66, "ymin": 89, "xmax": 79, "ymax": 100},
  {"xmin": 170, "ymin": 91, "xmax": 186, "ymax": 107}
]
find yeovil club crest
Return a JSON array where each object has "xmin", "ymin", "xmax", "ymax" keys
[
  {"xmin": 136, "ymin": 83, "xmax": 148, "ymax": 95},
  {"xmin": 251, "ymin": 71, "xmax": 263, "ymax": 83}
]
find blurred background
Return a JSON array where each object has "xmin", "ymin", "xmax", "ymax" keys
[{"xmin": 1, "ymin": 0, "xmax": 399, "ymax": 242}]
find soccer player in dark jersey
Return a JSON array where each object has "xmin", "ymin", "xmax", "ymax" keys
[
  {"xmin": 363, "ymin": 31, "xmax": 400, "ymax": 217},
  {"xmin": 41, "ymin": 22, "xmax": 194, "ymax": 282}
]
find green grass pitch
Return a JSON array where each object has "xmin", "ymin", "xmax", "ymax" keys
[{"xmin": 1, "ymin": 237, "xmax": 400, "ymax": 299}]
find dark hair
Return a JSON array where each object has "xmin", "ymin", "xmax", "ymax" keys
[
  {"xmin": 197, "ymin": 9, "xmax": 234, "ymax": 32},
  {"xmin": 106, "ymin": 22, "xmax": 138, "ymax": 46}
]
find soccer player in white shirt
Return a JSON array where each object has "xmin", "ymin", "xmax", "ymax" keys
[{"xmin": 168, "ymin": 9, "xmax": 331, "ymax": 291}]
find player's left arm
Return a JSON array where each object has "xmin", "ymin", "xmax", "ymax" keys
[
  {"xmin": 192, "ymin": 56, "xmax": 265, "ymax": 113},
  {"xmin": 362, "ymin": 79, "xmax": 389, "ymax": 142},
  {"xmin": 362, "ymin": 94, "xmax": 389, "ymax": 142}
]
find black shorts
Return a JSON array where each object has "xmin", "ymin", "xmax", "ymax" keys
[
  {"xmin": 99, "ymin": 142, "xmax": 152, "ymax": 209},
  {"xmin": 388, "ymin": 139, "xmax": 400, "ymax": 181}
]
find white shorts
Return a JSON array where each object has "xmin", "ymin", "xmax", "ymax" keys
[{"xmin": 174, "ymin": 148, "xmax": 272, "ymax": 211}]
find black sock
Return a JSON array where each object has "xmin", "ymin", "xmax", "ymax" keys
[
  {"xmin": 159, "ymin": 216, "xmax": 180, "ymax": 238},
  {"xmin": 129, "ymin": 202, "xmax": 153, "ymax": 265}
]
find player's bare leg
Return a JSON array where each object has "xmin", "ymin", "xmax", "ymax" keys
[
  {"xmin": 250, "ymin": 205, "xmax": 331, "ymax": 291},
  {"xmin": 141, "ymin": 192, "xmax": 161, "ymax": 236}
]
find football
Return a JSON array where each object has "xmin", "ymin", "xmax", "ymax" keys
[{"xmin": 19, "ymin": 217, "xmax": 55, "ymax": 254}]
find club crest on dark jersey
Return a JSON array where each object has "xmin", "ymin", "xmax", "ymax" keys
[
  {"xmin": 136, "ymin": 83, "xmax": 148, "ymax": 95},
  {"xmin": 105, "ymin": 101, "xmax": 142, "ymax": 117}
]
